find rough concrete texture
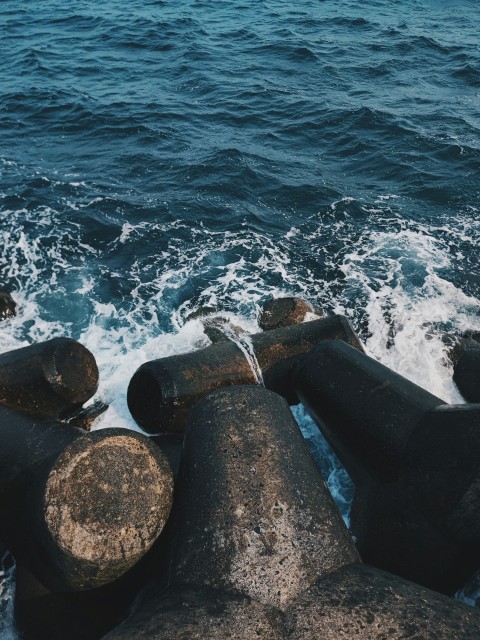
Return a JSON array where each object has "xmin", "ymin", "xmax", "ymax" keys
[
  {"xmin": 102, "ymin": 566, "xmax": 480, "ymax": 639},
  {"xmin": 258, "ymin": 297, "xmax": 317, "ymax": 331},
  {"xmin": 128, "ymin": 315, "xmax": 363, "ymax": 434},
  {"xmin": 101, "ymin": 586, "xmax": 285, "ymax": 640},
  {"xmin": 284, "ymin": 563, "xmax": 480, "ymax": 639},
  {"xmin": 169, "ymin": 386, "xmax": 359, "ymax": 611},
  {"xmin": 0, "ymin": 337, "xmax": 99, "ymax": 419},
  {"xmin": 38, "ymin": 429, "xmax": 174, "ymax": 591},
  {"xmin": 294, "ymin": 339, "xmax": 445, "ymax": 484}
]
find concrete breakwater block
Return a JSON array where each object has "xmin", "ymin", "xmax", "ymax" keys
[
  {"xmin": 102, "ymin": 386, "xmax": 480, "ymax": 639},
  {"xmin": 294, "ymin": 339, "xmax": 445, "ymax": 484},
  {"xmin": 101, "ymin": 571, "xmax": 480, "ymax": 640},
  {"xmin": 0, "ymin": 337, "xmax": 99, "ymax": 420},
  {"xmin": 294, "ymin": 340, "xmax": 480, "ymax": 593},
  {"xmin": 258, "ymin": 297, "xmax": 318, "ymax": 331},
  {"xmin": 0, "ymin": 407, "xmax": 174, "ymax": 592},
  {"xmin": 127, "ymin": 315, "xmax": 363, "ymax": 434},
  {"xmin": 285, "ymin": 563, "xmax": 480, "ymax": 639},
  {"xmin": 102, "ymin": 586, "xmax": 286, "ymax": 640},
  {"xmin": 351, "ymin": 405, "xmax": 480, "ymax": 594},
  {"xmin": 169, "ymin": 385, "xmax": 359, "ymax": 610},
  {"xmin": 453, "ymin": 337, "xmax": 480, "ymax": 402}
]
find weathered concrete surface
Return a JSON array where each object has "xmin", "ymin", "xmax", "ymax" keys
[
  {"xmin": 0, "ymin": 290, "xmax": 16, "ymax": 320},
  {"xmin": 285, "ymin": 563, "xmax": 480, "ymax": 639},
  {"xmin": 128, "ymin": 315, "xmax": 363, "ymax": 434},
  {"xmin": 0, "ymin": 408, "xmax": 174, "ymax": 591},
  {"xmin": 101, "ymin": 567, "xmax": 480, "ymax": 639},
  {"xmin": 258, "ymin": 297, "xmax": 317, "ymax": 331},
  {"xmin": 0, "ymin": 337, "xmax": 99, "ymax": 419},
  {"xmin": 169, "ymin": 386, "xmax": 359, "ymax": 610},
  {"xmin": 101, "ymin": 587, "xmax": 285, "ymax": 640},
  {"xmin": 294, "ymin": 339, "xmax": 445, "ymax": 484}
]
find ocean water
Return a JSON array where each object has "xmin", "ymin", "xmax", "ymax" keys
[{"xmin": 1, "ymin": 0, "xmax": 479, "ymax": 634}]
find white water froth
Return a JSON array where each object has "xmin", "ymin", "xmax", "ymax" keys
[{"xmin": 0, "ymin": 197, "xmax": 479, "ymax": 623}]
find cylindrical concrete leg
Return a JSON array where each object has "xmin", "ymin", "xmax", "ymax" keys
[
  {"xmin": 294, "ymin": 339, "xmax": 445, "ymax": 484},
  {"xmin": 0, "ymin": 407, "xmax": 174, "ymax": 592},
  {"xmin": 169, "ymin": 385, "xmax": 359, "ymax": 611},
  {"xmin": 0, "ymin": 338, "xmax": 99, "ymax": 419},
  {"xmin": 453, "ymin": 338, "xmax": 480, "ymax": 402},
  {"xmin": 128, "ymin": 315, "xmax": 363, "ymax": 434},
  {"xmin": 284, "ymin": 563, "xmax": 480, "ymax": 639},
  {"xmin": 101, "ymin": 586, "xmax": 285, "ymax": 640}
]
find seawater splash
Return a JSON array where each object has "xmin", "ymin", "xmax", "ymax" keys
[
  {"xmin": 0, "ymin": 551, "xmax": 17, "ymax": 640},
  {"xmin": 218, "ymin": 322, "xmax": 265, "ymax": 385}
]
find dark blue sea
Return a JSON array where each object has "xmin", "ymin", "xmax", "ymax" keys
[{"xmin": 1, "ymin": 0, "xmax": 479, "ymax": 633}]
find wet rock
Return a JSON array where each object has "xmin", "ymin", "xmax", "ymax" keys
[
  {"xmin": 62, "ymin": 401, "xmax": 109, "ymax": 431},
  {"xmin": 0, "ymin": 337, "xmax": 99, "ymax": 420},
  {"xmin": 169, "ymin": 386, "xmax": 359, "ymax": 610},
  {"xmin": 128, "ymin": 315, "xmax": 363, "ymax": 434},
  {"xmin": 0, "ymin": 407, "xmax": 174, "ymax": 592},
  {"xmin": 0, "ymin": 290, "xmax": 16, "ymax": 320},
  {"xmin": 258, "ymin": 297, "xmax": 319, "ymax": 331},
  {"xmin": 202, "ymin": 316, "xmax": 247, "ymax": 345},
  {"xmin": 285, "ymin": 563, "xmax": 480, "ymax": 639},
  {"xmin": 101, "ymin": 586, "xmax": 285, "ymax": 640},
  {"xmin": 294, "ymin": 339, "xmax": 445, "ymax": 484},
  {"xmin": 453, "ymin": 338, "xmax": 480, "ymax": 402}
]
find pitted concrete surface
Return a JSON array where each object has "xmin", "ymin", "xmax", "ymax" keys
[{"xmin": 170, "ymin": 386, "xmax": 358, "ymax": 610}]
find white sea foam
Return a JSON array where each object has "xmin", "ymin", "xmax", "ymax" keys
[{"xmin": 0, "ymin": 196, "xmax": 479, "ymax": 621}]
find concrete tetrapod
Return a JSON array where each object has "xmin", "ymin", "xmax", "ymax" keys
[
  {"xmin": 0, "ymin": 338, "xmax": 99, "ymax": 419},
  {"xmin": 285, "ymin": 564, "xmax": 480, "ymax": 639},
  {"xmin": 169, "ymin": 385, "xmax": 359, "ymax": 609},
  {"xmin": 294, "ymin": 340, "xmax": 480, "ymax": 593},
  {"xmin": 127, "ymin": 315, "xmax": 363, "ymax": 434},
  {"xmin": 101, "ymin": 384, "xmax": 358, "ymax": 639},
  {"xmin": 0, "ymin": 407, "xmax": 174, "ymax": 592},
  {"xmin": 351, "ymin": 404, "xmax": 480, "ymax": 594},
  {"xmin": 102, "ymin": 386, "xmax": 480, "ymax": 640},
  {"xmin": 293, "ymin": 339, "xmax": 445, "ymax": 484}
]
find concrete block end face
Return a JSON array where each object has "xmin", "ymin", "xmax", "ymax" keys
[
  {"xmin": 285, "ymin": 563, "xmax": 480, "ymax": 640},
  {"xmin": 101, "ymin": 587, "xmax": 285, "ymax": 640},
  {"xmin": 43, "ymin": 338, "xmax": 99, "ymax": 404},
  {"xmin": 172, "ymin": 385, "xmax": 358, "ymax": 610},
  {"xmin": 127, "ymin": 362, "xmax": 174, "ymax": 434},
  {"xmin": 39, "ymin": 429, "xmax": 174, "ymax": 591}
]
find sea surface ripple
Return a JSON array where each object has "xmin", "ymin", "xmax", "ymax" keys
[{"xmin": 1, "ymin": 0, "xmax": 480, "ymax": 632}]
